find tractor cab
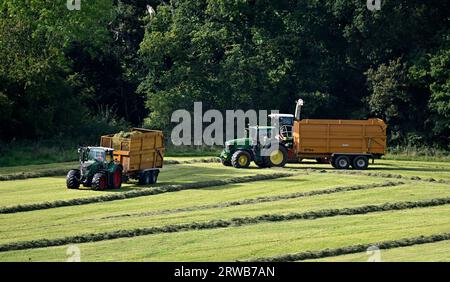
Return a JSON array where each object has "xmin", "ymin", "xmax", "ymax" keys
[
  {"xmin": 268, "ymin": 114, "xmax": 294, "ymax": 148},
  {"xmin": 67, "ymin": 146, "xmax": 123, "ymax": 190},
  {"xmin": 248, "ymin": 126, "xmax": 276, "ymax": 146},
  {"xmin": 79, "ymin": 147, "xmax": 114, "ymax": 164}
]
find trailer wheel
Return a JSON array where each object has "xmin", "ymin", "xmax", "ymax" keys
[
  {"xmin": 231, "ymin": 150, "xmax": 251, "ymax": 168},
  {"xmin": 92, "ymin": 172, "xmax": 108, "ymax": 190},
  {"xmin": 138, "ymin": 170, "xmax": 158, "ymax": 185},
  {"xmin": 139, "ymin": 171, "xmax": 150, "ymax": 185},
  {"xmin": 331, "ymin": 158, "xmax": 338, "ymax": 168},
  {"xmin": 150, "ymin": 170, "xmax": 159, "ymax": 184},
  {"xmin": 66, "ymin": 169, "xmax": 80, "ymax": 189},
  {"xmin": 112, "ymin": 166, "xmax": 123, "ymax": 189},
  {"xmin": 352, "ymin": 156, "xmax": 369, "ymax": 170},
  {"xmin": 334, "ymin": 155, "xmax": 350, "ymax": 169}
]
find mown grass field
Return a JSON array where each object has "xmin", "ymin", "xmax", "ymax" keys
[{"xmin": 0, "ymin": 157, "xmax": 449, "ymax": 262}]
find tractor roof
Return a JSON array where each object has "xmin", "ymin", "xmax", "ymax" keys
[
  {"xmin": 87, "ymin": 146, "xmax": 114, "ymax": 151},
  {"xmin": 248, "ymin": 126, "xmax": 275, "ymax": 130},
  {"xmin": 268, "ymin": 114, "xmax": 294, "ymax": 118}
]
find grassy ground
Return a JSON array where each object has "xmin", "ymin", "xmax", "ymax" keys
[
  {"xmin": 0, "ymin": 158, "xmax": 449, "ymax": 261},
  {"xmin": 307, "ymin": 240, "xmax": 450, "ymax": 262}
]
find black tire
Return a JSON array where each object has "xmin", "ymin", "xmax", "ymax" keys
[
  {"xmin": 221, "ymin": 158, "xmax": 232, "ymax": 167},
  {"xmin": 255, "ymin": 156, "xmax": 270, "ymax": 168},
  {"xmin": 331, "ymin": 158, "xmax": 338, "ymax": 168},
  {"xmin": 112, "ymin": 166, "xmax": 123, "ymax": 189},
  {"xmin": 334, "ymin": 155, "xmax": 351, "ymax": 169},
  {"xmin": 267, "ymin": 145, "xmax": 288, "ymax": 167},
  {"xmin": 92, "ymin": 172, "xmax": 108, "ymax": 190},
  {"xmin": 66, "ymin": 169, "xmax": 80, "ymax": 189},
  {"xmin": 150, "ymin": 170, "xmax": 159, "ymax": 184},
  {"xmin": 352, "ymin": 155, "xmax": 369, "ymax": 170},
  {"xmin": 231, "ymin": 150, "xmax": 251, "ymax": 168},
  {"xmin": 138, "ymin": 170, "xmax": 157, "ymax": 185}
]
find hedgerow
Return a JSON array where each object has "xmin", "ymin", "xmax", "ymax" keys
[
  {"xmin": 247, "ymin": 233, "xmax": 450, "ymax": 262},
  {"xmin": 1, "ymin": 196, "xmax": 449, "ymax": 252},
  {"xmin": 100, "ymin": 181, "xmax": 404, "ymax": 220},
  {"xmin": 0, "ymin": 172, "xmax": 294, "ymax": 214}
]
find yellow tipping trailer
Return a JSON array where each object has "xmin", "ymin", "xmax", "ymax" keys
[
  {"xmin": 100, "ymin": 128, "xmax": 164, "ymax": 184},
  {"xmin": 291, "ymin": 99, "xmax": 387, "ymax": 169},
  {"xmin": 293, "ymin": 118, "xmax": 387, "ymax": 169}
]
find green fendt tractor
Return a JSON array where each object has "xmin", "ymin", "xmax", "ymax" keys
[
  {"xmin": 66, "ymin": 147, "xmax": 123, "ymax": 190},
  {"xmin": 220, "ymin": 126, "xmax": 289, "ymax": 168}
]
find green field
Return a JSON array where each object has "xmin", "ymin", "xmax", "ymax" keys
[{"xmin": 0, "ymin": 158, "xmax": 449, "ymax": 262}]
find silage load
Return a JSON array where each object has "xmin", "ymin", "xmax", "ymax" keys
[{"xmin": 110, "ymin": 131, "xmax": 142, "ymax": 150}]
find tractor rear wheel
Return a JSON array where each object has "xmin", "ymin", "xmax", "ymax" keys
[
  {"xmin": 66, "ymin": 169, "xmax": 80, "ymax": 189},
  {"xmin": 92, "ymin": 172, "xmax": 108, "ymax": 190},
  {"xmin": 267, "ymin": 146, "xmax": 288, "ymax": 167},
  {"xmin": 231, "ymin": 150, "xmax": 251, "ymax": 168},
  {"xmin": 112, "ymin": 166, "xmax": 123, "ymax": 189}
]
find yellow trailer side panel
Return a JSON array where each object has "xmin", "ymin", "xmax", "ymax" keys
[
  {"xmin": 293, "ymin": 118, "xmax": 386, "ymax": 156},
  {"xmin": 101, "ymin": 128, "xmax": 164, "ymax": 174}
]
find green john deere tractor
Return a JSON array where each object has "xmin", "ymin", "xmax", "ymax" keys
[
  {"xmin": 66, "ymin": 147, "xmax": 123, "ymax": 190},
  {"xmin": 219, "ymin": 126, "xmax": 289, "ymax": 169}
]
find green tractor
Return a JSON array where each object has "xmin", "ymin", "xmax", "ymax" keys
[
  {"xmin": 219, "ymin": 126, "xmax": 289, "ymax": 168},
  {"xmin": 66, "ymin": 147, "xmax": 123, "ymax": 190}
]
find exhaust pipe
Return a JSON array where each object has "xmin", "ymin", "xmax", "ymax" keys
[{"xmin": 295, "ymin": 99, "xmax": 304, "ymax": 121}]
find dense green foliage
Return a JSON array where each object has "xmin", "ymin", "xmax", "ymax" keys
[{"xmin": 0, "ymin": 1, "xmax": 448, "ymax": 148}]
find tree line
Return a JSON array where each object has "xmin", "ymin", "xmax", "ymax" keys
[{"xmin": 0, "ymin": 0, "xmax": 448, "ymax": 148}]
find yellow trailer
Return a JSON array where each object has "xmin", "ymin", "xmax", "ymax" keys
[
  {"xmin": 100, "ymin": 128, "xmax": 164, "ymax": 184},
  {"xmin": 293, "ymin": 100, "xmax": 387, "ymax": 169}
]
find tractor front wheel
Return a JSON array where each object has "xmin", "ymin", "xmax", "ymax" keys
[
  {"xmin": 66, "ymin": 169, "xmax": 80, "ymax": 189},
  {"xmin": 231, "ymin": 150, "xmax": 251, "ymax": 168},
  {"xmin": 92, "ymin": 172, "xmax": 108, "ymax": 190}
]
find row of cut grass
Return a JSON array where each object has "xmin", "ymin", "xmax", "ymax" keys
[
  {"xmin": 307, "ymin": 240, "xmax": 450, "ymax": 262},
  {"xmin": 1, "ymin": 197, "xmax": 450, "ymax": 252},
  {"xmin": 249, "ymin": 233, "xmax": 450, "ymax": 262},
  {"xmin": 2, "ymin": 158, "xmax": 450, "ymax": 182},
  {"xmin": 1, "ymin": 182, "xmax": 449, "ymax": 246},
  {"xmin": 285, "ymin": 159, "xmax": 450, "ymax": 181},
  {"xmin": 99, "ymin": 181, "xmax": 403, "ymax": 219},
  {"xmin": 0, "ymin": 174, "xmax": 401, "ymax": 244},
  {"xmin": 0, "ymin": 163, "xmax": 285, "ymax": 208},
  {"xmin": 0, "ymin": 206, "xmax": 449, "ymax": 261}
]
